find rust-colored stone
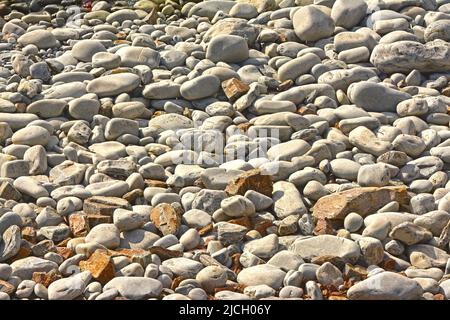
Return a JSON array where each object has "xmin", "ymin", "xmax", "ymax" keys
[
  {"xmin": 32, "ymin": 270, "xmax": 62, "ymax": 288},
  {"xmin": 144, "ymin": 179, "xmax": 167, "ymax": 188},
  {"xmin": 7, "ymin": 246, "xmax": 31, "ymax": 263},
  {"xmin": 312, "ymin": 186, "xmax": 410, "ymax": 220},
  {"xmin": 313, "ymin": 218, "xmax": 336, "ymax": 236},
  {"xmin": 222, "ymin": 78, "xmax": 249, "ymax": 102},
  {"xmin": 83, "ymin": 196, "xmax": 130, "ymax": 216},
  {"xmin": 236, "ymin": 122, "xmax": 252, "ymax": 133},
  {"xmin": 56, "ymin": 247, "xmax": 73, "ymax": 260},
  {"xmin": 253, "ymin": 218, "xmax": 273, "ymax": 235},
  {"xmin": 311, "ymin": 256, "xmax": 346, "ymax": 270},
  {"xmin": 150, "ymin": 203, "xmax": 182, "ymax": 236},
  {"xmin": 69, "ymin": 213, "xmax": 89, "ymax": 237},
  {"xmin": 56, "ymin": 238, "xmax": 72, "ymax": 247},
  {"xmin": 277, "ymin": 79, "xmax": 293, "ymax": 92},
  {"xmin": 123, "ymin": 189, "xmax": 144, "ymax": 204},
  {"xmin": 228, "ymin": 217, "xmax": 252, "ymax": 230},
  {"xmin": 149, "ymin": 246, "xmax": 183, "ymax": 260},
  {"xmin": 225, "ymin": 169, "xmax": 273, "ymax": 197},
  {"xmin": 0, "ymin": 279, "xmax": 15, "ymax": 295},
  {"xmin": 79, "ymin": 250, "xmax": 115, "ymax": 285},
  {"xmin": 21, "ymin": 226, "xmax": 37, "ymax": 244},
  {"xmin": 199, "ymin": 224, "xmax": 213, "ymax": 236},
  {"xmin": 87, "ymin": 214, "xmax": 112, "ymax": 228}
]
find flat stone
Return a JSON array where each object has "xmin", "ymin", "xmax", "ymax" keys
[
  {"xmin": 290, "ymin": 235, "xmax": 361, "ymax": 263},
  {"xmin": 237, "ymin": 264, "xmax": 286, "ymax": 290},
  {"xmin": 313, "ymin": 186, "xmax": 410, "ymax": 221},
  {"xmin": 347, "ymin": 272, "xmax": 423, "ymax": 300},
  {"xmin": 103, "ymin": 277, "xmax": 162, "ymax": 300}
]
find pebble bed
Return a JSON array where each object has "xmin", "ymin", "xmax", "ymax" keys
[{"xmin": 0, "ymin": 0, "xmax": 450, "ymax": 300}]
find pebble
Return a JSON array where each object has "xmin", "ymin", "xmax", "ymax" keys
[{"xmin": 347, "ymin": 272, "xmax": 423, "ymax": 300}]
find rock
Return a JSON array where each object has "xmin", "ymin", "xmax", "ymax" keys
[
  {"xmin": 80, "ymin": 250, "xmax": 115, "ymax": 285},
  {"xmin": 179, "ymin": 228, "xmax": 200, "ymax": 250},
  {"xmin": 425, "ymin": 20, "xmax": 450, "ymax": 42},
  {"xmin": 331, "ymin": 0, "xmax": 368, "ymax": 29},
  {"xmin": 113, "ymin": 209, "xmax": 146, "ymax": 232},
  {"xmin": 370, "ymin": 40, "xmax": 450, "ymax": 74},
  {"xmin": 103, "ymin": 277, "xmax": 162, "ymax": 300},
  {"xmin": 316, "ymin": 262, "xmax": 344, "ymax": 287},
  {"xmin": 278, "ymin": 53, "xmax": 321, "ymax": 82},
  {"xmin": 217, "ymin": 222, "xmax": 248, "ymax": 246},
  {"xmin": 83, "ymin": 196, "xmax": 130, "ymax": 216},
  {"xmin": 106, "ymin": 9, "xmax": 139, "ymax": 24},
  {"xmin": 347, "ymin": 272, "xmax": 423, "ymax": 300},
  {"xmin": 150, "ymin": 203, "xmax": 182, "ymax": 236},
  {"xmin": 389, "ymin": 222, "xmax": 433, "ymax": 246},
  {"xmin": 13, "ymin": 176, "xmax": 49, "ymax": 199},
  {"xmin": 195, "ymin": 266, "xmax": 227, "ymax": 293},
  {"xmin": 116, "ymin": 47, "xmax": 160, "ymax": 68},
  {"xmin": 293, "ymin": 5, "xmax": 335, "ymax": 42},
  {"xmin": 221, "ymin": 195, "xmax": 256, "ymax": 218},
  {"xmin": 290, "ymin": 235, "xmax": 361, "ymax": 263},
  {"xmin": 18, "ymin": 30, "xmax": 58, "ymax": 49},
  {"xmin": 192, "ymin": 189, "xmax": 227, "ymax": 214},
  {"xmin": 71, "ymin": 40, "xmax": 106, "ymax": 62},
  {"xmin": 180, "ymin": 75, "xmax": 221, "ymax": 100},
  {"xmin": 86, "ymin": 73, "xmax": 140, "ymax": 97},
  {"xmin": 407, "ymin": 244, "xmax": 450, "ymax": 268},
  {"xmin": 348, "ymin": 82, "xmax": 411, "ymax": 112},
  {"xmin": 148, "ymin": 114, "xmax": 193, "ymax": 134},
  {"xmin": 357, "ymin": 163, "xmax": 391, "ymax": 187},
  {"xmin": 243, "ymin": 234, "xmax": 279, "ymax": 260},
  {"xmin": 48, "ymin": 271, "xmax": 91, "ymax": 300},
  {"xmin": 272, "ymin": 181, "xmax": 308, "ymax": 219},
  {"xmin": 206, "ymin": 35, "xmax": 249, "ymax": 63},
  {"xmin": 162, "ymin": 258, "xmax": 204, "ymax": 278},
  {"xmin": 11, "ymin": 257, "xmax": 58, "ymax": 280},
  {"xmin": 85, "ymin": 224, "xmax": 120, "ymax": 249},
  {"xmin": 312, "ymin": 186, "xmax": 410, "ymax": 220},
  {"xmin": 225, "ymin": 169, "xmax": 273, "ymax": 197},
  {"xmin": 357, "ymin": 237, "xmax": 384, "ymax": 265},
  {"xmin": 237, "ymin": 264, "xmax": 286, "ymax": 289},
  {"xmin": 12, "ymin": 126, "xmax": 50, "ymax": 146},
  {"xmin": 344, "ymin": 212, "xmax": 364, "ymax": 232},
  {"xmin": 0, "ymin": 225, "xmax": 21, "ymax": 262}
]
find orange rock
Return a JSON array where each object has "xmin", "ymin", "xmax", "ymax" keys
[
  {"xmin": 312, "ymin": 186, "xmax": 410, "ymax": 220},
  {"xmin": 21, "ymin": 226, "xmax": 37, "ymax": 244},
  {"xmin": 144, "ymin": 179, "xmax": 167, "ymax": 188},
  {"xmin": 123, "ymin": 189, "xmax": 144, "ymax": 204},
  {"xmin": 222, "ymin": 78, "xmax": 249, "ymax": 102},
  {"xmin": 225, "ymin": 169, "xmax": 273, "ymax": 197},
  {"xmin": 69, "ymin": 213, "xmax": 89, "ymax": 237},
  {"xmin": 79, "ymin": 250, "xmax": 115, "ymax": 285},
  {"xmin": 87, "ymin": 214, "xmax": 112, "ymax": 228},
  {"xmin": 0, "ymin": 279, "xmax": 15, "ymax": 295},
  {"xmin": 32, "ymin": 270, "xmax": 62, "ymax": 288},
  {"xmin": 313, "ymin": 218, "xmax": 336, "ymax": 236},
  {"xmin": 150, "ymin": 203, "xmax": 182, "ymax": 236},
  {"xmin": 56, "ymin": 247, "xmax": 73, "ymax": 260}
]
